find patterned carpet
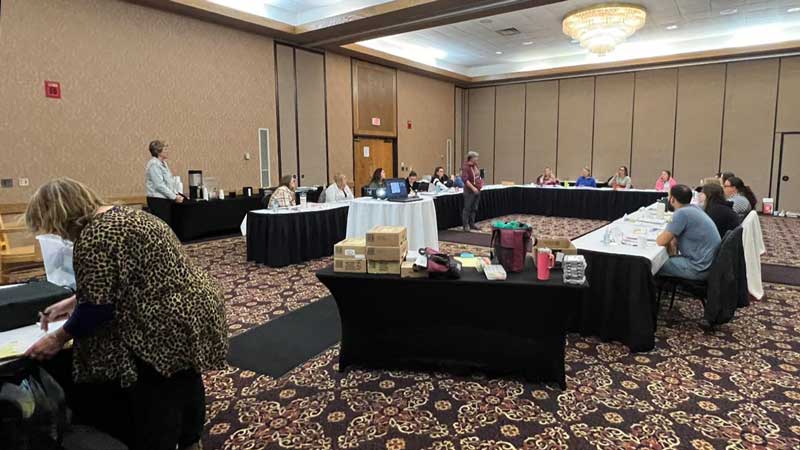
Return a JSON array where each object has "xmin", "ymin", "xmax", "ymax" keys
[
  {"xmin": 451, "ymin": 214, "xmax": 608, "ymax": 240},
  {"xmin": 759, "ymin": 216, "xmax": 800, "ymax": 268},
  {"xmin": 183, "ymin": 216, "xmax": 800, "ymax": 450}
]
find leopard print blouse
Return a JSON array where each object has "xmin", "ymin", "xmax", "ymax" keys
[{"xmin": 71, "ymin": 206, "xmax": 227, "ymax": 387}]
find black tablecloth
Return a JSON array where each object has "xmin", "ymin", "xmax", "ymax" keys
[
  {"xmin": 432, "ymin": 187, "xmax": 666, "ymax": 229},
  {"xmin": 148, "ymin": 196, "xmax": 263, "ymax": 242},
  {"xmin": 0, "ymin": 282, "xmax": 73, "ymax": 332},
  {"xmin": 317, "ymin": 259, "xmax": 585, "ymax": 388},
  {"xmin": 247, "ymin": 206, "xmax": 349, "ymax": 267},
  {"xmin": 569, "ymin": 251, "xmax": 658, "ymax": 352}
]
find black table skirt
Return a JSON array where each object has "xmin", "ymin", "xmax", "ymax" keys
[
  {"xmin": 569, "ymin": 250, "xmax": 657, "ymax": 352},
  {"xmin": 246, "ymin": 206, "xmax": 349, "ymax": 267},
  {"xmin": 432, "ymin": 187, "xmax": 666, "ymax": 230},
  {"xmin": 148, "ymin": 196, "xmax": 263, "ymax": 242},
  {"xmin": 317, "ymin": 259, "xmax": 585, "ymax": 388}
]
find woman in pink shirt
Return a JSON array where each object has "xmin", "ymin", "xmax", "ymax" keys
[{"xmin": 655, "ymin": 170, "xmax": 677, "ymax": 192}]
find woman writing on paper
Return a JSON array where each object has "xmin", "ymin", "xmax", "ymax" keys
[{"xmin": 25, "ymin": 178, "xmax": 226, "ymax": 450}]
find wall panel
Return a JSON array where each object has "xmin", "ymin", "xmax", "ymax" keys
[
  {"xmin": 593, "ymin": 73, "xmax": 634, "ymax": 182},
  {"xmin": 674, "ymin": 64, "xmax": 726, "ymax": 185},
  {"xmin": 524, "ymin": 81, "xmax": 558, "ymax": 183},
  {"xmin": 397, "ymin": 71, "xmax": 454, "ymax": 179},
  {"xmin": 296, "ymin": 49, "xmax": 328, "ymax": 186},
  {"xmin": 631, "ymin": 69, "xmax": 678, "ymax": 185},
  {"xmin": 557, "ymin": 77, "xmax": 594, "ymax": 179},
  {"xmin": 276, "ymin": 44, "xmax": 298, "ymax": 178},
  {"xmin": 352, "ymin": 60, "xmax": 397, "ymax": 137},
  {"xmin": 455, "ymin": 87, "xmax": 464, "ymax": 174},
  {"xmin": 467, "ymin": 87, "xmax": 496, "ymax": 182},
  {"xmin": 721, "ymin": 59, "xmax": 780, "ymax": 202},
  {"xmin": 777, "ymin": 56, "xmax": 800, "ymax": 132},
  {"xmin": 325, "ymin": 52, "xmax": 353, "ymax": 181},
  {"xmin": 494, "ymin": 84, "xmax": 526, "ymax": 183}
]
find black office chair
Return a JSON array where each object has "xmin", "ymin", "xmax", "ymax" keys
[{"xmin": 656, "ymin": 226, "xmax": 745, "ymax": 326}]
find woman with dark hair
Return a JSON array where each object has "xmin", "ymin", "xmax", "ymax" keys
[
  {"xmin": 368, "ymin": 168, "xmax": 386, "ymax": 190},
  {"xmin": 701, "ymin": 182, "xmax": 740, "ymax": 238},
  {"xmin": 268, "ymin": 174, "xmax": 297, "ymax": 208},
  {"xmin": 610, "ymin": 166, "xmax": 632, "ymax": 189},
  {"xmin": 723, "ymin": 176, "xmax": 756, "ymax": 218},
  {"xmin": 720, "ymin": 171, "xmax": 736, "ymax": 184},
  {"xmin": 431, "ymin": 166, "xmax": 453, "ymax": 188}
]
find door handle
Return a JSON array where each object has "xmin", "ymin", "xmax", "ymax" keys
[{"xmin": 783, "ymin": 175, "xmax": 790, "ymax": 182}]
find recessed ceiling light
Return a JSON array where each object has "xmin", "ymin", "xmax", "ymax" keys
[
  {"xmin": 720, "ymin": 8, "xmax": 738, "ymax": 15},
  {"xmin": 522, "ymin": 41, "xmax": 534, "ymax": 46},
  {"xmin": 479, "ymin": 19, "xmax": 493, "ymax": 24},
  {"xmin": 666, "ymin": 25, "xmax": 678, "ymax": 30},
  {"xmin": 495, "ymin": 51, "xmax": 503, "ymax": 54},
  {"xmin": 789, "ymin": 7, "xmax": 800, "ymax": 13}
]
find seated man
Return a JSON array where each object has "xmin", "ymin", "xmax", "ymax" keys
[
  {"xmin": 406, "ymin": 171, "xmax": 421, "ymax": 193},
  {"xmin": 656, "ymin": 184, "xmax": 721, "ymax": 280}
]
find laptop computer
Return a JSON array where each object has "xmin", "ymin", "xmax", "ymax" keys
[{"xmin": 385, "ymin": 178, "xmax": 423, "ymax": 203}]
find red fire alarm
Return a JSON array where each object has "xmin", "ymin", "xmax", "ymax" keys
[
  {"xmin": 407, "ymin": 120, "xmax": 412, "ymax": 129},
  {"xmin": 44, "ymin": 81, "xmax": 61, "ymax": 99},
  {"xmin": 371, "ymin": 117, "xmax": 381, "ymax": 126}
]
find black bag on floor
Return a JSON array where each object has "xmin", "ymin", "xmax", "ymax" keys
[{"xmin": 0, "ymin": 362, "xmax": 68, "ymax": 450}]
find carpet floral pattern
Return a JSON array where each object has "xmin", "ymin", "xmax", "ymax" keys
[
  {"xmin": 451, "ymin": 214, "xmax": 607, "ymax": 240},
  {"xmin": 759, "ymin": 216, "xmax": 800, "ymax": 268},
  {"xmin": 185, "ymin": 234, "xmax": 800, "ymax": 450}
]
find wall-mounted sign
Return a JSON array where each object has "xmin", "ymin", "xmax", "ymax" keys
[
  {"xmin": 371, "ymin": 117, "xmax": 381, "ymax": 126},
  {"xmin": 44, "ymin": 81, "xmax": 61, "ymax": 99}
]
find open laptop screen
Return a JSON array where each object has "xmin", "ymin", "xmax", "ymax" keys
[{"xmin": 384, "ymin": 178, "xmax": 408, "ymax": 199}]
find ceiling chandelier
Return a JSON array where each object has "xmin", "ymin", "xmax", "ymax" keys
[{"xmin": 562, "ymin": 3, "xmax": 647, "ymax": 55}]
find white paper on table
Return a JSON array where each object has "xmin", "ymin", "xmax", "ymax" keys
[{"xmin": 0, "ymin": 320, "xmax": 66, "ymax": 361}]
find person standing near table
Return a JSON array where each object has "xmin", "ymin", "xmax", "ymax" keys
[
  {"xmin": 145, "ymin": 140, "xmax": 183, "ymax": 203},
  {"xmin": 24, "ymin": 177, "xmax": 227, "ymax": 450},
  {"xmin": 575, "ymin": 167, "xmax": 597, "ymax": 187},
  {"xmin": 655, "ymin": 170, "xmax": 677, "ymax": 192},
  {"xmin": 461, "ymin": 151, "xmax": 483, "ymax": 232},
  {"xmin": 611, "ymin": 166, "xmax": 633, "ymax": 189},
  {"xmin": 269, "ymin": 175, "xmax": 297, "ymax": 207},
  {"xmin": 656, "ymin": 184, "xmax": 721, "ymax": 280},
  {"xmin": 324, "ymin": 173, "xmax": 353, "ymax": 203}
]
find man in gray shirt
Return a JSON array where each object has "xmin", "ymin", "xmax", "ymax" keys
[
  {"xmin": 145, "ymin": 140, "xmax": 183, "ymax": 203},
  {"xmin": 656, "ymin": 184, "xmax": 721, "ymax": 280}
]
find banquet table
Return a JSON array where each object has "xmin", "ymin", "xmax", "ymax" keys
[
  {"xmin": 243, "ymin": 202, "xmax": 349, "ymax": 267},
  {"xmin": 316, "ymin": 258, "xmax": 586, "ymax": 389},
  {"xmin": 427, "ymin": 185, "xmax": 667, "ymax": 229},
  {"xmin": 346, "ymin": 197, "xmax": 439, "ymax": 251},
  {"xmin": 148, "ymin": 196, "xmax": 264, "ymax": 242},
  {"xmin": 570, "ymin": 207, "xmax": 670, "ymax": 351}
]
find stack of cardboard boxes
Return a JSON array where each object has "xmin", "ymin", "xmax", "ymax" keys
[
  {"xmin": 366, "ymin": 226, "xmax": 407, "ymax": 275},
  {"xmin": 333, "ymin": 237, "xmax": 367, "ymax": 273}
]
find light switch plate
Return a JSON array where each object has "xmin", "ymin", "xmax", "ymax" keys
[{"xmin": 19, "ymin": 177, "xmax": 29, "ymax": 187}]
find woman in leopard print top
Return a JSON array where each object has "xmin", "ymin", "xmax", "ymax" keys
[{"xmin": 25, "ymin": 177, "xmax": 227, "ymax": 450}]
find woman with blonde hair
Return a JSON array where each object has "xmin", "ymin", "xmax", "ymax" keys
[
  {"xmin": 24, "ymin": 177, "xmax": 227, "ymax": 450},
  {"xmin": 324, "ymin": 173, "xmax": 354, "ymax": 203}
]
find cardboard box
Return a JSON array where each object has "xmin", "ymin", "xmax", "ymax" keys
[
  {"xmin": 366, "ymin": 226, "xmax": 407, "ymax": 247},
  {"xmin": 401, "ymin": 261, "xmax": 427, "ymax": 278},
  {"xmin": 334, "ymin": 259, "xmax": 367, "ymax": 273},
  {"xmin": 533, "ymin": 238, "xmax": 577, "ymax": 266},
  {"xmin": 368, "ymin": 259, "xmax": 402, "ymax": 275},
  {"xmin": 367, "ymin": 241, "xmax": 408, "ymax": 261},
  {"xmin": 334, "ymin": 238, "xmax": 367, "ymax": 260}
]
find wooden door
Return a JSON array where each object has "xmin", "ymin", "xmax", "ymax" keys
[
  {"xmin": 354, "ymin": 138, "xmax": 394, "ymax": 196},
  {"xmin": 779, "ymin": 134, "xmax": 800, "ymax": 212}
]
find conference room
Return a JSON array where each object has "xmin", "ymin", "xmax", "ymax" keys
[{"xmin": 2, "ymin": 0, "xmax": 800, "ymax": 449}]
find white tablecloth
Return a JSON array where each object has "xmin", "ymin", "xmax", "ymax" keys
[
  {"xmin": 240, "ymin": 202, "xmax": 350, "ymax": 235},
  {"xmin": 346, "ymin": 197, "xmax": 439, "ymax": 251},
  {"xmin": 573, "ymin": 204, "xmax": 670, "ymax": 275}
]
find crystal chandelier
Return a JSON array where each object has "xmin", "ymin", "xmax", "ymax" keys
[{"xmin": 562, "ymin": 3, "xmax": 647, "ymax": 55}]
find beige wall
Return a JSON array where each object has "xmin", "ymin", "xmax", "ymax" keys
[
  {"xmin": 0, "ymin": 0, "xmax": 279, "ymax": 204},
  {"xmin": 396, "ymin": 71, "xmax": 455, "ymax": 180},
  {"xmin": 494, "ymin": 84, "xmax": 526, "ymax": 184},
  {"xmin": 467, "ymin": 56, "xmax": 798, "ymax": 205},
  {"xmin": 325, "ymin": 52, "xmax": 354, "ymax": 182},
  {"xmin": 467, "ymin": 87, "xmax": 496, "ymax": 183}
]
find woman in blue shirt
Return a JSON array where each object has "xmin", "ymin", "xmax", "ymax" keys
[{"xmin": 575, "ymin": 167, "xmax": 597, "ymax": 188}]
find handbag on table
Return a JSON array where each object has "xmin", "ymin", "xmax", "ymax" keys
[{"xmin": 490, "ymin": 221, "xmax": 536, "ymax": 273}]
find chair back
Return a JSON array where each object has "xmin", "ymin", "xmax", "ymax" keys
[
  {"xmin": 705, "ymin": 226, "xmax": 745, "ymax": 324},
  {"xmin": 741, "ymin": 210, "xmax": 765, "ymax": 299}
]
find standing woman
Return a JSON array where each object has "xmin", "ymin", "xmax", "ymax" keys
[
  {"xmin": 461, "ymin": 151, "xmax": 483, "ymax": 231},
  {"xmin": 24, "ymin": 178, "xmax": 227, "ymax": 450},
  {"xmin": 145, "ymin": 140, "xmax": 183, "ymax": 203}
]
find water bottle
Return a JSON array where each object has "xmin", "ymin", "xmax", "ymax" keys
[
  {"xmin": 602, "ymin": 226, "xmax": 611, "ymax": 245},
  {"xmin": 270, "ymin": 197, "xmax": 278, "ymax": 211}
]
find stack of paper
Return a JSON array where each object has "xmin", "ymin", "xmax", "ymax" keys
[{"xmin": 0, "ymin": 320, "xmax": 66, "ymax": 361}]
